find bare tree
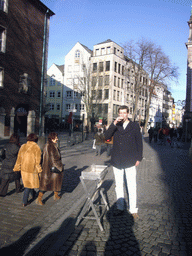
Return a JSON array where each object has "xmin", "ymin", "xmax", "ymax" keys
[
  {"xmin": 73, "ymin": 62, "xmax": 104, "ymax": 127},
  {"xmin": 123, "ymin": 38, "xmax": 153, "ymax": 121},
  {"xmin": 144, "ymin": 43, "xmax": 179, "ymax": 132},
  {"xmin": 123, "ymin": 38, "xmax": 179, "ymax": 131}
]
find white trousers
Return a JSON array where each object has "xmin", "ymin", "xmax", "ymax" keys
[{"xmin": 113, "ymin": 166, "xmax": 138, "ymax": 214}]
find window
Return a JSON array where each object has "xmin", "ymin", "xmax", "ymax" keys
[
  {"xmin": 103, "ymin": 104, "xmax": 108, "ymax": 114},
  {"xmin": 50, "ymin": 103, "xmax": 54, "ymax": 111},
  {"xmin": 75, "ymin": 104, "xmax": 78, "ymax": 110},
  {"xmin": 117, "ymin": 91, "xmax": 120, "ymax": 101},
  {"xmin": 74, "ymin": 91, "xmax": 78, "ymax": 98},
  {"xmin": 56, "ymin": 104, "xmax": 60, "ymax": 111},
  {"xmin": 99, "ymin": 76, "xmax": 103, "ymax": 87},
  {"xmin": 104, "ymin": 75, "xmax": 109, "ymax": 85},
  {"xmin": 122, "ymin": 66, "xmax": 124, "ymax": 75},
  {"xmin": 96, "ymin": 49, "xmax": 99, "ymax": 56},
  {"xmin": 0, "ymin": 67, "xmax": 4, "ymax": 87},
  {"xmin": 92, "ymin": 77, "xmax": 97, "ymax": 87},
  {"xmin": 118, "ymin": 77, "xmax": 120, "ymax": 88},
  {"xmin": 113, "ymin": 90, "xmax": 116, "ymax": 100},
  {"xmin": 66, "ymin": 104, "xmax": 71, "ymax": 110},
  {"xmin": 0, "ymin": 0, "xmax": 8, "ymax": 13},
  {"xmin": 49, "ymin": 91, "xmax": 55, "ymax": 98},
  {"xmin": 79, "ymin": 104, "xmax": 84, "ymax": 111},
  {"xmin": 114, "ymin": 47, "xmax": 116, "ymax": 54},
  {"xmin": 75, "ymin": 50, "xmax": 80, "ymax": 58},
  {"xmin": 118, "ymin": 64, "xmax": 121, "ymax": 74},
  {"xmin": 121, "ymin": 79, "xmax": 124, "ymax": 89},
  {"xmin": 98, "ymin": 90, "xmax": 102, "ymax": 100},
  {"xmin": 106, "ymin": 61, "xmax": 110, "ymax": 71},
  {"xmin": 104, "ymin": 89, "xmax": 109, "ymax": 99},
  {"xmin": 114, "ymin": 62, "xmax": 117, "ymax": 72},
  {"xmin": 50, "ymin": 75, "xmax": 55, "ymax": 86},
  {"xmin": 107, "ymin": 47, "xmax": 111, "ymax": 54},
  {"xmin": 57, "ymin": 91, "xmax": 61, "ymax": 97},
  {"xmin": 0, "ymin": 27, "xmax": 6, "ymax": 53},
  {"xmin": 99, "ymin": 62, "xmax": 103, "ymax": 72},
  {"xmin": 101, "ymin": 48, "xmax": 105, "ymax": 55},
  {"xmin": 66, "ymin": 91, "xmax": 72, "ymax": 98},
  {"xmin": 114, "ymin": 76, "xmax": 116, "ymax": 87},
  {"xmin": 93, "ymin": 63, "xmax": 97, "ymax": 73}
]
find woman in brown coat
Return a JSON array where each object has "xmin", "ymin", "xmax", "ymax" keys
[
  {"xmin": 36, "ymin": 132, "xmax": 63, "ymax": 205},
  {"xmin": 13, "ymin": 133, "xmax": 42, "ymax": 206}
]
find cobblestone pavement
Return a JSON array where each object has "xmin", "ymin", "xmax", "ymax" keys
[{"xmin": 0, "ymin": 134, "xmax": 192, "ymax": 256}]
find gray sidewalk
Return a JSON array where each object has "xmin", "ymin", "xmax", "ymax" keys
[{"xmin": 0, "ymin": 135, "xmax": 192, "ymax": 255}]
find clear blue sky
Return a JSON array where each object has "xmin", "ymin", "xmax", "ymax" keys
[{"xmin": 41, "ymin": 0, "xmax": 192, "ymax": 103}]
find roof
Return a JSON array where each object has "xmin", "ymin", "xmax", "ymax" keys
[
  {"xmin": 30, "ymin": 0, "xmax": 55, "ymax": 16},
  {"xmin": 97, "ymin": 39, "xmax": 113, "ymax": 45},
  {"xmin": 79, "ymin": 43, "xmax": 93, "ymax": 55},
  {"xmin": 56, "ymin": 64, "xmax": 64, "ymax": 75}
]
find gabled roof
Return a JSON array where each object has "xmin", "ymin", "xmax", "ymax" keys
[
  {"xmin": 56, "ymin": 64, "xmax": 64, "ymax": 75},
  {"xmin": 97, "ymin": 39, "xmax": 113, "ymax": 45},
  {"xmin": 79, "ymin": 43, "xmax": 93, "ymax": 55}
]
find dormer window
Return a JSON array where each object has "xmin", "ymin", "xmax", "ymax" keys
[{"xmin": 75, "ymin": 50, "xmax": 80, "ymax": 58}]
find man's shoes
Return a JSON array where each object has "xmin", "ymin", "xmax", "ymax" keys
[
  {"xmin": 113, "ymin": 209, "xmax": 124, "ymax": 216},
  {"xmin": 132, "ymin": 213, "xmax": 139, "ymax": 220}
]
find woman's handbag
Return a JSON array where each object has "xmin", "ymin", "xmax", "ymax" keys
[{"xmin": 50, "ymin": 166, "xmax": 63, "ymax": 173}]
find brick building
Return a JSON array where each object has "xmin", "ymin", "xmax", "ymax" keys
[{"xmin": 0, "ymin": 0, "xmax": 54, "ymax": 138}]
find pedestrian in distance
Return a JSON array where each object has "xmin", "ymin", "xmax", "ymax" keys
[
  {"xmin": 148, "ymin": 126, "xmax": 154, "ymax": 143},
  {"xmin": 104, "ymin": 124, "xmax": 113, "ymax": 157},
  {"xmin": 104, "ymin": 105, "xmax": 143, "ymax": 219},
  {"xmin": 13, "ymin": 133, "xmax": 42, "ymax": 207},
  {"xmin": 36, "ymin": 132, "xmax": 64, "ymax": 205},
  {"xmin": 0, "ymin": 133, "xmax": 23, "ymax": 197},
  {"xmin": 94, "ymin": 128, "xmax": 105, "ymax": 156}
]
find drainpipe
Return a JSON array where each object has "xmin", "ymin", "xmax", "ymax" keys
[{"xmin": 39, "ymin": 9, "xmax": 49, "ymax": 137}]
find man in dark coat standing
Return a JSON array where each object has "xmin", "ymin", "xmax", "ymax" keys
[{"xmin": 104, "ymin": 105, "xmax": 143, "ymax": 218}]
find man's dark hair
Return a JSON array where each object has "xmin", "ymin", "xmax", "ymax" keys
[
  {"xmin": 27, "ymin": 133, "xmax": 38, "ymax": 142},
  {"xmin": 118, "ymin": 105, "xmax": 129, "ymax": 113}
]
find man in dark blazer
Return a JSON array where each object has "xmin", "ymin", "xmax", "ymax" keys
[{"xmin": 104, "ymin": 105, "xmax": 143, "ymax": 218}]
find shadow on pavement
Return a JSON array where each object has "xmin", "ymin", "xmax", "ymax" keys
[
  {"xmin": 62, "ymin": 165, "xmax": 88, "ymax": 193},
  {"xmin": 79, "ymin": 241, "xmax": 97, "ymax": 256},
  {"xmin": 144, "ymin": 136, "xmax": 192, "ymax": 255},
  {"xmin": 104, "ymin": 203, "xmax": 141, "ymax": 255},
  {"xmin": 0, "ymin": 226, "xmax": 41, "ymax": 255},
  {"xmin": 25, "ymin": 217, "xmax": 76, "ymax": 256}
]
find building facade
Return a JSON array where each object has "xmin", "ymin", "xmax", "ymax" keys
[
  {"xmin": 64, "ymin": 42, "xmax": 92, "ymax": 127},
  {"xmin": 47, "ymin": 40, "xmax": 176, "ymax": 130},
  {"xmin": 0, "ymin": 0, "xmax": 54, "ymax": 138},
  {"xmin": 45, "ymin": 63, "xmax": 64, "ymax": 131}
]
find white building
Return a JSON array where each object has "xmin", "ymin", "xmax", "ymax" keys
[
  {"xmin": 64, "ymin": 42, "xmax": 92, "ymax": 126},
  {"xmin": 45, "ymin": 63, "xmax": 64, "ymax": 130},
  {"xmin": 148, "ymin": 84, "xmax": 164, "ymax": 128}
]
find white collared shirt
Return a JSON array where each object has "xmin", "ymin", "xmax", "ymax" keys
[{"xmin": 123, "ymin": 120, "xmax": 129, "ymax": 129}]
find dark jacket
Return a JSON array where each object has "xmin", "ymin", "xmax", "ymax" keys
[
  {"xmin": 104, "ymin": 121, "xmax": 143, "ymax": 169},
  {"xmin": 1, "ymin": 143, "xmax": 20, "ymax": 180},
  {"xmin": 94, "ymin": 132, "xmax": 105, "ymax": 145},
  {"xmin": 39, "ymin": 141, "xmax": 63, "ymax": 192}
]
